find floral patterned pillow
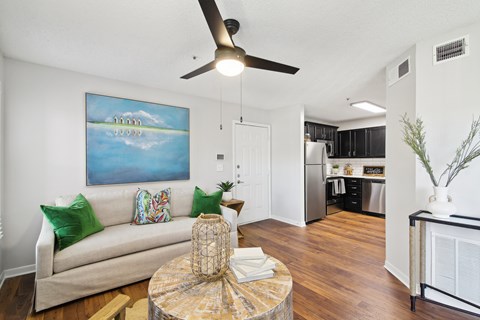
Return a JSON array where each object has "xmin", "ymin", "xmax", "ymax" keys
[{"xmin": 133, "ymin": 188, "xmax": 172, "ymax": 224}]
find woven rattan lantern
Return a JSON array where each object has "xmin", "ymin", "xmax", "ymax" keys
[{"xmin": 191, "ymin": 213, "xmax": 230, "ymax": 281}]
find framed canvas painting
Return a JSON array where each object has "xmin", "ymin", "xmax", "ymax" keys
[{"xmin": 86, "ymin": 93, "xmax": 190, "ymax": 185}]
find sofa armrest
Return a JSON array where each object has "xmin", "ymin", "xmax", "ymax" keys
[
  {"xmin": 36, "ymin": 217, "xmax": 55, "ymax": 279},
  {"xmin": 220, "ymin": 205, "xmax": 237, "ymax": 233}
]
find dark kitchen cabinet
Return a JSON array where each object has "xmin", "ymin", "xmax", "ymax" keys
[
  {"xmin": 352, "ymin": 129, "xmax": 367, "ymax": 157},
  {"xmin": 304, "ymin": 121, "xmax": 338, "ymax": 143},
  {"xmin": 367, "ymin": 126, "xmax": 386, "ymax": 157},
  {"xmin": 314, "ymin": 124, "xmax": 336, "ymax": 141},
  {"xmin": 344, "ymin": 178, "xmax": 362, "ymax": 212},
  {"xmin": 337, "ymin": 131, "xmax": 351, "ymax": 157},
  {"xmin": 326, "ymin": 127, "xmax": 335, "ymax": 140},
  {"xmin": 336, "ymin": 126, "xmax": 385, "ymax": 158},
  {"xmin": 336, "ymin": 129, "xmax": 367, "ymax": 158},
  {"xmin": 304, "ymin": 122, "xmax": 315, "ymax": 138},
  {"xmin": 314, "ymin": 126, "xmax": 325, "ymax": 140}
]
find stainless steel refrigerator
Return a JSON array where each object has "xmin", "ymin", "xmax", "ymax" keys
[{"xmin": 305, "ymin": 141, "xmax": 327, "ymax": 223}]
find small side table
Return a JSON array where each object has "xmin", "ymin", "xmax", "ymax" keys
[{"xmin": 221, "ymin": 199, "xmax": 245, "ymax": 239}]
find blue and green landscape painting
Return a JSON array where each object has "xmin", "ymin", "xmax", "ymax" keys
[{"xmin": 86, "ymin": 93, "xmax": 190, "ymax": 185}]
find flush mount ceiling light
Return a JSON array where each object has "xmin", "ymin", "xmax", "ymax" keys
[
  {"xmin": 215, "ymin": 47, "xmax": 245, "ymax": 77},
  {"xmin": 350, "ymin": 101, "xmax": 386, "ymax": 113}
]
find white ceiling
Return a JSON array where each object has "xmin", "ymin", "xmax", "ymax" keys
[{"xmin": 1, "ymin": 1, "xmax": 480, "ymax": 122}]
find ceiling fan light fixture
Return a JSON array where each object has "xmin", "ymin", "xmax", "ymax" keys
[
  {"xmin": 215, "ymin": 47, "xmax": 246, "ymax": 77},
  {"xmin": 350, "ymin": 101, "xmax": 386, "ymax": 113},
  {"xmin": 216, "ymin": 59, "xmax": 244, "ymax": 77}
]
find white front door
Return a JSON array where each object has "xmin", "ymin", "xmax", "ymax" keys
[{"xmin": 234, "ymin": 122, "xmax": 270, "ymax": 224}]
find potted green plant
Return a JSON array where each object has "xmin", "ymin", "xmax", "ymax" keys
[
  {"xmin": 332, "ymin": 164, "xmax": 340, "ymax": 175},
  {"xmin": 400, "ymin": 114, "xmax": 480, "ymax": 218},
  {"xmin": 216, "ymin": 180, "xmax": 235, "ymax": 201}
]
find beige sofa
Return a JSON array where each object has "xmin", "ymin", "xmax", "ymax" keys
[{"xmin": 35, "ymin": 187, "xmax": 238, "ymax": 311}]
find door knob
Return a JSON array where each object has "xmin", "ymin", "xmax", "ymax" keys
[{"xmin": 237, "ymin": 180, "xmax": 245, "ymax": 184}]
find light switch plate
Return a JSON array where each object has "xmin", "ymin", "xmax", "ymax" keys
[{"xmin": 216, "ymin": 164, "xmax": 224, "ymax": 172}]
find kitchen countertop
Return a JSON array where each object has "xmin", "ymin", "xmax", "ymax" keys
[{"xmin": 327, "ymin": 174, "xmax": 386, "ymax": 181}]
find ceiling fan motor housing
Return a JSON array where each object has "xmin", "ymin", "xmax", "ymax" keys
[{"xmin": 215, "ymin": 47, "xmax": 246, "ymax": 63}]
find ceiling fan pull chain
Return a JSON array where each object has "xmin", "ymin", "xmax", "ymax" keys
[
  {"xmin": 219, "ymin": 74, "xmax": 223, "ymax": 130},
  {"xmin": 240, "ymin": 74, "xmax": 243, "ymax": 123}
]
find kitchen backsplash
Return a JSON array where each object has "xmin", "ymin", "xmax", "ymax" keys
[{"xmin": 327, "ymin": 158, "xmax": 386, "ymax": 176}]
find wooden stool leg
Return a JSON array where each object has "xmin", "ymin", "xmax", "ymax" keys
[{"xmin": 89, "ymin": 294, "xmax": 130, "ymax": 320}]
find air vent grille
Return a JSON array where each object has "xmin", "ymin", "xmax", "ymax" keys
[
  {"xmin": 433, "ymin": 35, "xmax": 469, "ymax": 65},
  {"xmin": 398, "ymin": 59, "xmax": 409, "ymax": 78},
  {"xmin": 432, "ymin": 232, "xmax": 480, "ymax": 306},
  {"xmin": 387, "ymin": 56, "xmax": 410, "ymax": 86}
]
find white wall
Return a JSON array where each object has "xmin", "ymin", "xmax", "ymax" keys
[
  {"xmin": 335, "ymin": 116, "xmax": 386, "ymax": 131},
  {"xmin": 2, "ymin": 59, "xmax": 270, "ymax": 271},
  {"xmin": 384, "ymin": 46, "xmax": 417, "ymax": 285},
  {"xmin": 304, "ymin": 117, "xmax": 336, "ymax": 127},
  {"xmin": 385, "ymin": 21, "xmax": 480, "ymax": 287},
  {"xmin": 415, "ymin": 23, "xmax": 480, "ymax": 216},
  {"xmin": 0, "ymin": 49, "xmax": 4, "ymax": 281},
  {"xmin": 270, "ymin": 104, "xmax": 305, "ymax": 226}
]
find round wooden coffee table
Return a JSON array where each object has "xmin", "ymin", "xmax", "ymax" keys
[{"xmin": 148, "ymin": 253, "xmax": 293, "ymax": 320}]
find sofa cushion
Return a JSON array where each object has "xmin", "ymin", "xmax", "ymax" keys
[
  {"xmin": 56, "ymin": 187, "xmax": 195, "ymax": 226},
  {"xmin": 56, "ymin": 190, "xmax": 137, "ymax": 227},
  {"xmin": 133, "ymin": 188, "xmax": 172, "ymax": 224},
  {"xmin": 169, "ymin": 187, "xmax": 194, "ymax": 217},
  {"xmin": 53, "ymin": 216, "xmax": 196, "ymax": 273},
  {"xmin": 41, "ymin": 194, "xmax": 104, "ymax": 250}
]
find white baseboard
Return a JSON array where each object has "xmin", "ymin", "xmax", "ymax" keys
[
  {"xmin": 238, "ymin": 217, "xmax": 269, "ymax": 226},
  {"xmin": 271, "ymin": 215, "xmax": 306, "ymax": 227},
  {"xmin": 0, "ymin": 264, "xmax": 35, "ymax": 290},
  {"xmin": 0, "ymin": 271, "xmax": 5, "ymax": 290},
  {"xmin": 384, "ymin": 260, "xmax": 409, "ymax": 288},
  {"xmin": 4, "ymin": 264, "xmax": 36, "ymax": 279}
]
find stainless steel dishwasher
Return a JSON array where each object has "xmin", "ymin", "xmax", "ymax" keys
[{"xmin": 362, "ymin": 179, "xmax": 386, "ymax": 214}]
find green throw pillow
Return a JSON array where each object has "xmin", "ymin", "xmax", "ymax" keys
[
  {"xmin": 40, "ymin": 194, "xmax": 104, "ymax": 250},
  {"xmin": 190, "ymin": 186, "xmax": 223, "ymax": 218}
]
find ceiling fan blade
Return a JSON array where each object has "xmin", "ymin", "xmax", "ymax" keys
[
  {"xmin": 198, "ymin": 0, "xmax": 234, "ymax": 48},
  {"xmin": 245, "ymin": 55, "xmax": 299, "ymax": 75},
  {"xmin": 181, "ymin": 60, "xmax": 216, "ymax": 79}
]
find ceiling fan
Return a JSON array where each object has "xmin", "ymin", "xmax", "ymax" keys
[{"xmin": 181, "ymin": 0, "xmax": 300, "ymax": 79}]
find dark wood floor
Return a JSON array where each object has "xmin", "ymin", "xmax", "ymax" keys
[{"xmin": 1, "ymin": 211, "xmax": 477, "ymax": 319}]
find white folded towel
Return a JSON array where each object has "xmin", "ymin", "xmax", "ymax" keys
[
  {"xmin": 333, "ymin": 179, "xmax": 339, "ymax": 195},
  {"xmin": 339, "ymin": 178, "xmax": 346, "ymax": 194}
]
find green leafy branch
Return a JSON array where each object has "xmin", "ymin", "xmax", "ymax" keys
[
  {"xmin": 400, "ymin": 114, "xmax": 438, "ymax": 186},
  {"xmin": 400, "ymin": 114, "xmax": 480, "ymax": 187},
  {"xmin": 439, "ymin": 117, "xmax": 480, "ymax": 186}
]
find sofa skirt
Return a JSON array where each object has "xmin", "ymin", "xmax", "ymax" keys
[
  {"xmin": 35, "ymin": 229, "xmax": 238, "ymax": 312},
  {"xmin": 35, "ymin": 241, "xmax": 192, "ymax": 312}
]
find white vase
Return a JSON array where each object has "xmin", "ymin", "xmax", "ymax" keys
[
  {"xmin": 222, "ymin": 191, "xmax": 233, "ymax": 202},
  {"xmin": 426, "ymin": 186, "xmax": 456, "ymax": 219}
]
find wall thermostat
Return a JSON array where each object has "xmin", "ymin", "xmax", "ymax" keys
[{"xmin": 217, "ymin": 154, "xmax": 225, "ymax": 160}]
